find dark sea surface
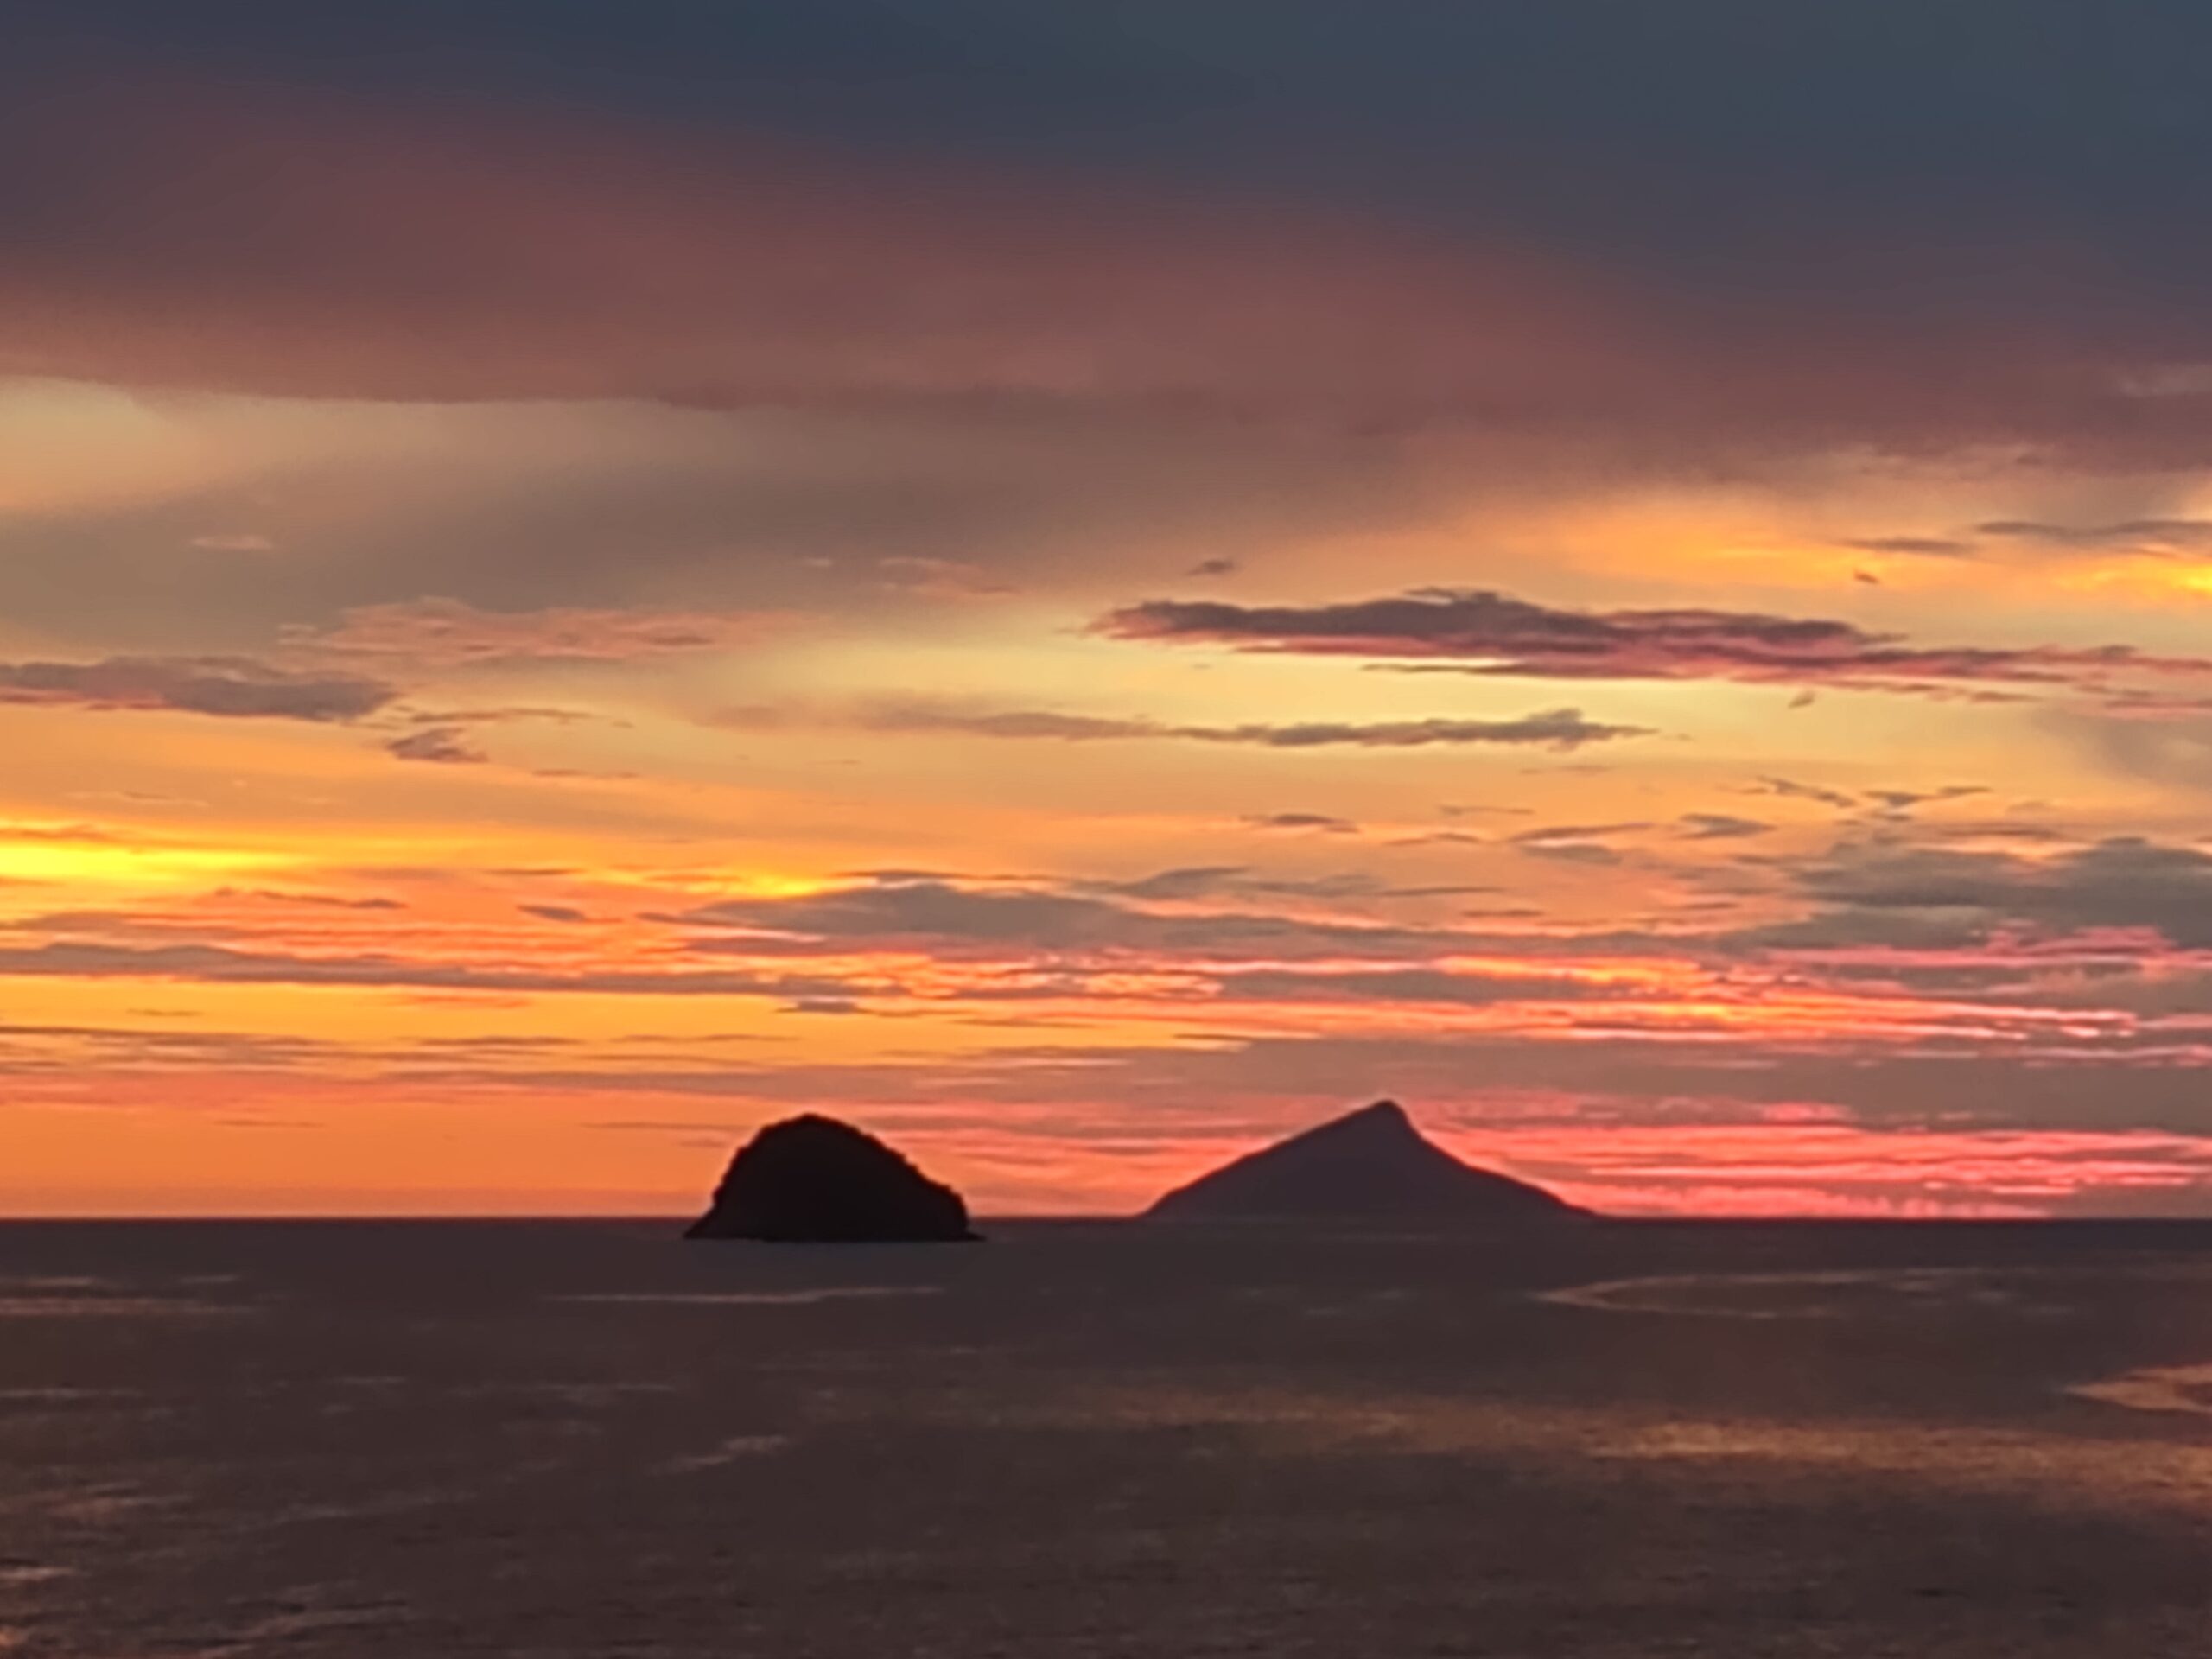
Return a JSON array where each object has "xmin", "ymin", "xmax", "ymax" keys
[{"xmin": 4, "ymin": 1218, "xmax": 2212, "ymax": 1656}]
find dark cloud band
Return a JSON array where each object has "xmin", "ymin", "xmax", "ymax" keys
[
  {"xmin": 1095, "ymin": 587, "xmax": 2212, "ymax": 698},
  {"xmin": 0, "ymin": 656, "xmax": 396, "ymax": 722}
]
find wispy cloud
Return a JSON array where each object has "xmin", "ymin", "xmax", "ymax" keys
[
  {"xmin": 1096, "ymin": 587, "xmax": 2212, "ymax": 700},
  {"xmin": 384, "ymin": 727, "xmax": 487, "ymax": 765},
  {"xmin": 300, "ymin": 599, "xmax": 770, "ymax": 666},
  {"xmin": 0, "ymin": 656, "xmax": 396, "ymax": 721},
  {"xmin": 1242, "ymin": 813, "xmax": 1360, "ymax": 836},
  {"xmin": 743, "ymin": 701, "xmax": 1649, "ymax": 750}
]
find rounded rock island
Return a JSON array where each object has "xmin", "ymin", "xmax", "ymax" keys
[{"xmin": 686, "ymin": 1115, "xmax": 979, "ymax": 1243}]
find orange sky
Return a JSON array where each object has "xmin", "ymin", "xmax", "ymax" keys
[{"xmin": 10, "ymin": 24, "xmax": 2212, "ymax": 1216}]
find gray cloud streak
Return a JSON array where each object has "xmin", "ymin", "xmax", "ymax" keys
[
  {"xmin": 0, "ymin": 656, "xmax": 397, "ymax": 721},
  {"xmin": 786, "ymin": 701, "xmax": 1650, "ymax": 750},
  {"xmin": 1094, "ymin": 587, "xmax": 2212, "ymax": 698}
]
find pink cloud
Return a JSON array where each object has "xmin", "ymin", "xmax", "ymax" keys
[{"xmin": 1439, "ymin": 1121, "xmax": 2212, "ymax": 1218}]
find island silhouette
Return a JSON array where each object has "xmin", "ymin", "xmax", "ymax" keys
[
  {"xmin": 689, "ymin": 1100, "xmax": 1582, "ymax": 1240},
  {"xmin": 1145, "ymin": 1099, "xmax": 1586, "ymax": 1223},
  {"xmin": 686, "ymin": 1114, "xmax": 978, "ymax": 1242}
]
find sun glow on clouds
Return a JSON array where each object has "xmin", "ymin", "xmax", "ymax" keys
[
  {"xmin": 13, "ymin": 17, "xmax": 2212, "ymax": 1213},
  {"xmin": 0, "ymin": 830, "xmax": 290, "ymax": 889}
]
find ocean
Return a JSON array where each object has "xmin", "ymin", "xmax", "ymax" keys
[{"xmin": 3, "ymin": 1218, "xmax": 2211, "ymax": 1656}]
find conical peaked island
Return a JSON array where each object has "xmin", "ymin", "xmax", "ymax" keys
[
  {"xmin": 687, "ymin": 1114, "xmax": 979, "ymax": 1242},
  {"xmin": 1145, "ymin": 1100, "xmax": 1587, "ymax": 1223}
]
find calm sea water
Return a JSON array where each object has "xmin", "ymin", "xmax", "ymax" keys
[{"xmin": 3, "ymin": 1218, "xmax": 2212, "ymax": 1656}]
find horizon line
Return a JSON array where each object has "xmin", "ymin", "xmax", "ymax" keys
[{"xmin": 5, "ymin": 1210, "xmax": 2212, "ymax": 1226}]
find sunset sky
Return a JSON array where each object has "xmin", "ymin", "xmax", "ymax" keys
[{"xmin": 10, "ymin": 3, "xmax": 2212, "ymax": 1216}]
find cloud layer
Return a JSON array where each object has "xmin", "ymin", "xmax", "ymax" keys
[
  {"xmin": 1097, "ymin": 588, "xmax": 2212, "ymax": 699},
  {"xmin": 758, "ymin": 702, "xmax": 1649, "ymax": 750},
  {"xmin": 11, "ymin": 43, "xmax": 2212, "ymax": 471},
  {"xmin": 0, "ymin": 656, "xmax": 396, "ymax": 721}
]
